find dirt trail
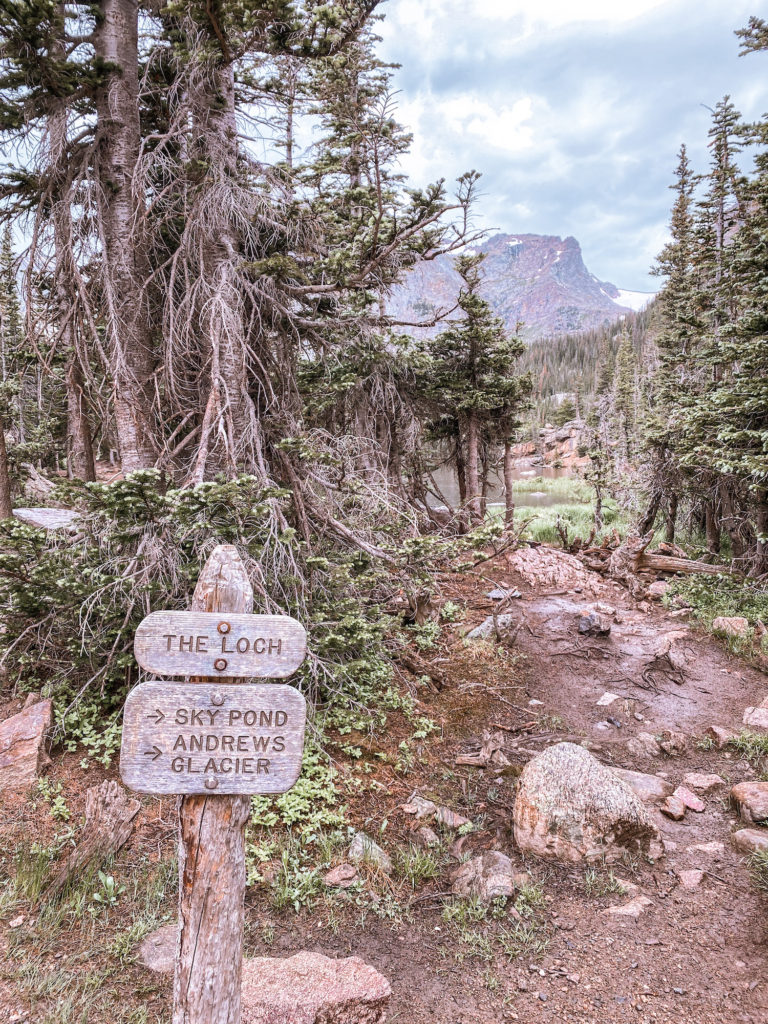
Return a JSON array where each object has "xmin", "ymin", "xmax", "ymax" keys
[{"xmin": 250, "ymin": 546, "xmax": 768, "ymax": 1024}]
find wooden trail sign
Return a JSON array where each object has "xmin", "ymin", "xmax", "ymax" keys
[
  {"xmin": 120, "ymin": 681, "xmax": 306, "ymax": 795},
  {"xmin": 134, "ymin": 610, "xmax": 306, "ymax": 677},
  {"xmin": 120, "ymin": 544, "xmax": 308, "ymax": 1024}
]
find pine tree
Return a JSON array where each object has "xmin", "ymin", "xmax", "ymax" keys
[{"xmin": 421, "ymin": 252, "xmax": 531, "ymax": 526}]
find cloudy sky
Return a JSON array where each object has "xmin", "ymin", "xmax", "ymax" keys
[{"xmin": 377, "ymin": 0, "xmax": 768, "ymax": 290}]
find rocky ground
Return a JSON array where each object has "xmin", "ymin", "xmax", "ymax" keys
[{"xmin": 0, "ymin": 544, "xmax": 767, "ymax": 1023}]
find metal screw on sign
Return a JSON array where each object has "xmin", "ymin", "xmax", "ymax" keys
[
  {"xmin": 214, "ymin": 658, "xmax": 228, "ymax": 672},
  {"xmin": 218, "ymin": 621, "xmax": 231, "ymax": 634},
  {"xmin": 210, "ymin": 692, "xmax": 225, "ymax": 706}
]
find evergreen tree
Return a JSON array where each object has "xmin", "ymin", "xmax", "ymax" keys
[{"xmin": 421, "ymin": 252, "xmax": 531, "ymax": 526}]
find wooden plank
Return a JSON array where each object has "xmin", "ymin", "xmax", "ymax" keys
[
  {"xmin": 134, "ymin": 610, "xmax": 306, "ymax": 678},
  {"xmin": 120, "ymin": 680, "xmax": 306, "ymax": 795}
]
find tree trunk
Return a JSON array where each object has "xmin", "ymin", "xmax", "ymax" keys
[
  {"xmin": 51, "ymin": 4, "xmax": 96, "ymax": 483},
  {"xmin": 664, "ymin": 492, "xmax": 678, "ymax": 545},
  {"xmin": 465, "ymin": 412, "xmax": 482, "ymax": 524},
  {"xmin": 704, "ymin": 501, "xmax": 721, "ymax": 554},
  {"xmin": 0, "ymin": 414, "xmax": 12, "ymax": 518},
  {"xmin": 638, "ymin": 489, "xmax": 661, "ymax": 536},
  {"xmin": 174, "ymin": 545, "xmax": 253, "ymax": 1024},
  {"xmin": 753, "ymin": 489, "xmax": 768, "ymax": 577},
  {"xmin": 188, "ymin": 56, "xmax": 257, "ymax": 482},
  {"xmin": 95, "ymin": 0, "xmax": 157, "ymax": 473},
  {"xmin": 455, "ymin": 437, "xmax": 467, "ymax": 506},
  {"xmin": 66, "ymin": 361, "xmax": 97, "ymax": 481},
  {"xmin": 503, "ymin": 439, "xmax": 515, "ymax": 530}
]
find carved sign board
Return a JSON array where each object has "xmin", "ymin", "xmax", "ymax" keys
[
  {"xmin": 120, "ymin": 681, "xmax": 307, "ymax": 795},
  {"xmin": 134, "ymin": 611, "xmax": 307, "ymax": 678}
]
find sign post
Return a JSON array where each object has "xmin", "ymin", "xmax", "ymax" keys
[{"xmin": 119, "ymin": 544, "xmax": 308, "ymax": 1024}]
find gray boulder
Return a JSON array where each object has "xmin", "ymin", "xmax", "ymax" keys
[{"xmin": 513, "ymin": 742, "xmax": 658, "ymax": 863}]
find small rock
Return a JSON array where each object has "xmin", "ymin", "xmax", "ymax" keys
[
  {"xmin": 416, "ymin": 826, "xmax": 440, "ymax": 848},
  {"xmin": 451, "ymin": 851, "xmax": 518, "ymax": 901},
  {"xmin": 660, "ymin": 795, "xmax": 686, "ymax": 820},
  {"xmin": 603, "ymin": 895, "xmax": 653, "ymax": 918},
  {"xmin": 596, "ymin": 692, "xmax": 621, "ymax": 707},
  {"xmin": 466, "ymin": 613, "xmax": 516, "ymax": 640},
  {"xmin": 529, "ymin": 699, "xmax": 545, "ymax": 707},
  {"xmin": 682, "ymin": 772, "xmax": 725, "ymax": 793},
  {"xmin": 9, "ymin": 914, "xmax": 25, "ymax": 929},
  {"xmin": 348, "ymin": 833, "xmax": 393, "ymax": 874},
  {"xmin": 0, "ymin": 699, "xmax": 53, "ymax": 792},
  {"xmin": 688, "ymin": 841, "xmax": 724, "ymax": 856},
  {"xmin": 241, "ymin": 952, "xmax": 391, "ymax": 1024},
  {"xmin": 705, "ymin": 726, "xmax": 736, "ymax": 749},
  {"xmin": 731, "ymin": 782, "xmax": 768, "ymax": 824},
  {"xmin": 712, "ymin": 616, "xmax": 751, "ymax": 639},
  {"xmin": 676, "ymin": 869, "xmax": 705, "ymax": 890},
  {"xmin": 594, "ymin": 602, "xmax": 617, "ymax": 617},
  {"xmin": 732, "ymin": 829, "xmax": 768, "ymax": 855},
  {"xmin": 400, "ymin": 794, "xmax": 437, "ymax": 820},
  {"xmin": 626, "ymin": 732, "xmax": 663, "ymax": 758},
  {"xmin": 436, "ymin": 805, "xmax": 471, "ymax": 829},
  {"xmin": 647, "ymin": 581, "xmax": 668, "ymax": 600},
  {"xmin": 486, "ymin": 587, "xmax": 521, "ymax": 601},
  {"xmin": 658, "ymin": 730, "xmax": 687, "ymax": 757},
  {"xmin": 612, "ymin": 768, "xmax": 673, "ymax": 804},
  {"xmin": 323, "ymin": 864, "xmax": 358, "ymax": 888},
  {"xmin": 672, "ymin": 786, "xmax": 705, "ymax": 813},
  {"xmin": 139, "ymin": 924, "xmax": 177, "ymax": 974},
  {"xmin": 743, "ymin": 707, "xmax": 768, "ymax": 730},
  {"xmin": 578, "ymin": 612, "xmax": 611, "ymax": 636}
]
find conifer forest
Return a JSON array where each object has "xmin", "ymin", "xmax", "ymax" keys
[{"xmin": 0, "ymin": 5, "xmax": 768, "ymax": 1024}]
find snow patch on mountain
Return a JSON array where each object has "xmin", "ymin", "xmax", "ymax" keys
[{"xmin": 612, "ymin": 288, "xmax": 656, "ymax": 312}]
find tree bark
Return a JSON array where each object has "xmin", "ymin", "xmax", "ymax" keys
[
  {"xmin": 503, "ymin": 439, "xmax": 515, "ymax": 530},
  {"xmin": 465, "ymin": 412, "xmax": 482, "ymax": 525},
  {"xmin": 753, "ymin": 489, "xmax": 768, "ymax": 577},
  {"xmin": 188, "ymin": 54, "xmax": 257, "ymax": 481},
  {"xmin": 47, "ymin": 780, "xmax": 140, "ymax": 897},
  {"xmin": 0, "ymin": 414, "xmax": 12, "ymax": 518},
  {"xmin": 51, "ymin": 4, "xmax": 96, "ymax": 483},
  {"xmin": 664, "ymin": 492, "xmax": 678, "ymax": 545},
  {"xmin": 704, "ymin": 500, "xmax": 721, "ymax": 554},
  {"xmin": 95, "ymin": 0, "xmax": 157, "ymax": 473},
  {"xmin": 66, "ymin": 360, "xmax": 97, "ymax": 481},
  {"xmin": 174, "ymin": 545, "xmax": 253, "ymax": 1024}
]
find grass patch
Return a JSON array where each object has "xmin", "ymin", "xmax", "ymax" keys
[
  {"xmin": 583, "ymin": 868, "xmax": 627, "ymax": 899},
  {"xmin": 666, "ymin": 575, "xmax": 768, "ymax": 657},
  {"xmin": 751, "ymin": 850, "xmax": 768, "ymax": 895},
  {"xmin": 395, "ymin": 844, "xmax": 442, "ymax": 889},
  {"xmin": 440, "ymin": 881, "xmax": 548, "ymax": 965}
]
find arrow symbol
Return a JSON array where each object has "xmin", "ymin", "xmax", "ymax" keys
[
  {"xmin": 143, "ymin": 745, "xmax": 162, "ymax": 761},
  {"xmin": 147, "ymin": 709, "xmax": 165, "ymax": 724}
]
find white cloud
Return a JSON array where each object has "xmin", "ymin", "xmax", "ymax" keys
[{"xmin": 378, "ymin": 0, "xmax": 767, "ymax": 288}]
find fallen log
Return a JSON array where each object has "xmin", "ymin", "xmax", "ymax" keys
[
  {"xmin": 604, "ymin": 532, "xmax": 734, "ymax": 593},
  {"xmin": 637, "ymin": 553, "xmax": 728, "ymax": 576}
]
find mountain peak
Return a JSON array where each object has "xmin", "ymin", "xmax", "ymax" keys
[{"xmin": 391, "ymin": 232, "xmax": 653, "ymax": 339}]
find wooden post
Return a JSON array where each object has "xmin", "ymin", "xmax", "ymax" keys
[{"xmin": 173, "ymin": 544, "xmax": 253, "ymax": 1024}]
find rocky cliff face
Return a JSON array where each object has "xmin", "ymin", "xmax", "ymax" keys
[{"xmin": 390, "ymin": 233, "xmax": 638, "ymax": 340}]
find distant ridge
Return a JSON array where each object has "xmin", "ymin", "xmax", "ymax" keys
[{"xmin": 390, "ymin": 232, "xmax": 655, "ymax": 340}]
